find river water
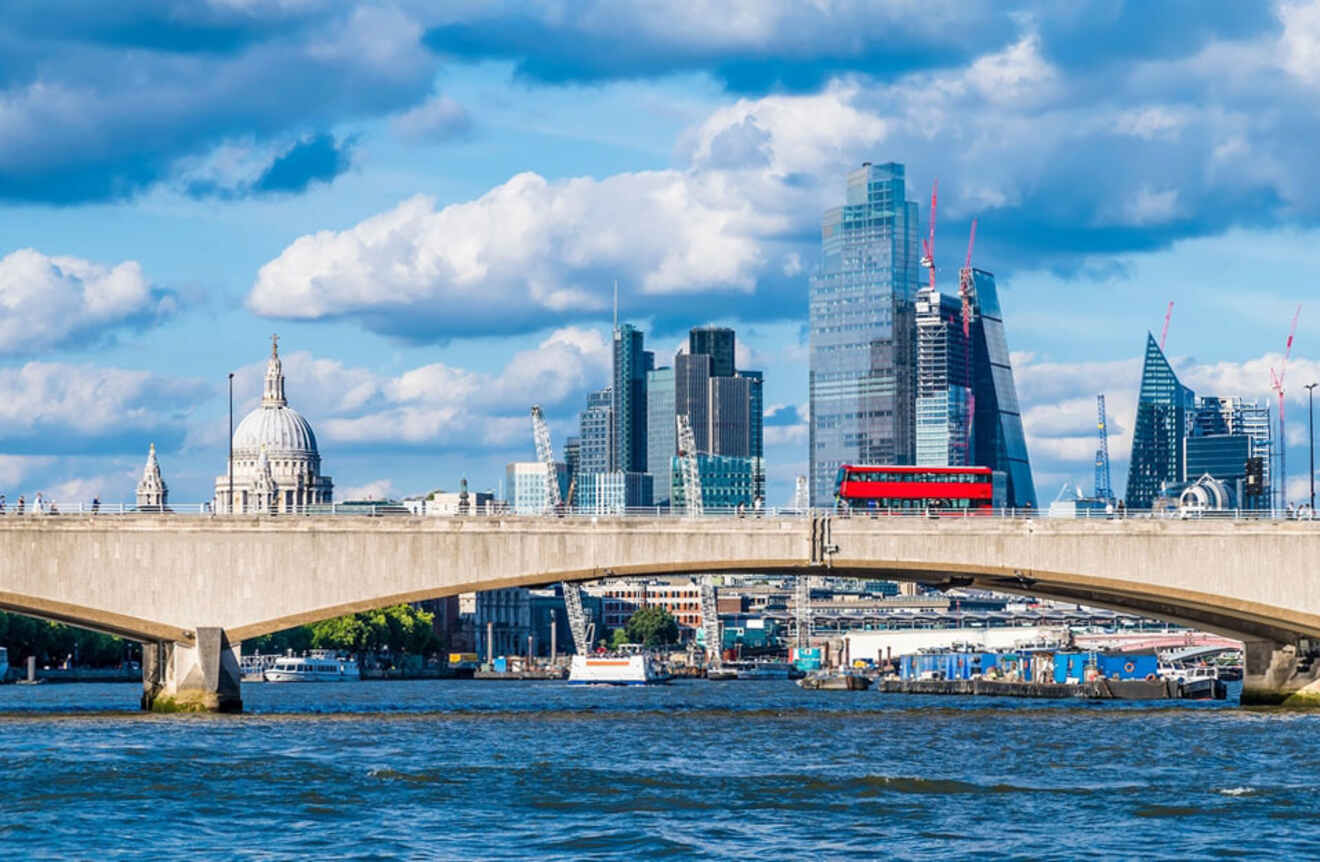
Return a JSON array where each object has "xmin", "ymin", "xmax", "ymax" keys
[{"xmin": 2, "ymin": 680, "xmax": 1318, "ymax": 859}]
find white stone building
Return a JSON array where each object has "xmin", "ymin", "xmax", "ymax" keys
[{"xmin": 214, "ymin": 337, "xmax": 333, "ymax": 513}]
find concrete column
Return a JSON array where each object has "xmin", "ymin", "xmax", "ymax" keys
[
  {"xmin": 1242, "ymin": 640, "xmax": 1320, "ymax": 706},
  {"xmin": 141, "ymin": 628, "xmax": 243, "ymax": 713}
]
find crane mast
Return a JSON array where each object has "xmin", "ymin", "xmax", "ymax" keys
[
  {"xmin": 677, "ymin": 413, "xmax": 720, "ymax": 670},
  {"xmin": 530, "ymin": 405, "xmax": 589, "ymax": 654},
  {"xmin": 1269, "ymin": 305, "xmax": 1302, "ymax": 509},
  {"xmin": 1094, "ymin": 394, "xmax": 1113, "ymax": 502}
]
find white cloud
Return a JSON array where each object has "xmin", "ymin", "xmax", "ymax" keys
[
  {"xmin": 338, "ymin": 479, "xmax": 397, "ymax": 501},
  {"xmin": 0, "ymin": 362, "xmax": 209, "ymax": 444},
  {"xmin": 391, "ymin": 95, "xmax": 472, "ymax": 142},
  {"xmin": 0, "ymin": 249, "xmax": 174, "ymax": 354},
  {"xmin": 1279, "ymin": 0, "xmax": 1320, "ymax": 85},
  {"xmin": 222, "ymin": 327, "xmax": 610, "ymax": 451}
]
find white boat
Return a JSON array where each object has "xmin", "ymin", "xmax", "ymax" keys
[
  {"xmin": 568, "ymin": 654, "xmax": 670, "ymax": 685},
  {"xmin": 1157, "ymin": 661, "xmax": 1218, "ymax": 683},
  {"xmin": 734, "ymin": 661, "xmax": 792, "ymax": 680},
  {"xmin": 263, "ymin": 650, "xmax": 359, "ymax": 682}
]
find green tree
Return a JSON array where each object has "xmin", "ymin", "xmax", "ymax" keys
[
  {"xmin": 624, "ymin": 606, "xmax": 680, "ymax": 647},
  {"xmin": 608, "ymin": 628, "xmax": 629, "ymax": 650}
]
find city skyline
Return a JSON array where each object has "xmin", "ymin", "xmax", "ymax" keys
[{"xmin": 4, "ymin": 3, "xmax": 1320, "ymax": 505}]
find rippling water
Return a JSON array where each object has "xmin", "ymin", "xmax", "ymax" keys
[{"xmin": 3, "ymin": 680, "xmax": 1319, "ymax": 859}]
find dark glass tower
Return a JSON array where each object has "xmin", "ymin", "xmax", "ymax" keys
[
  {"xmin": 1125, "ymin": 333, "xmax": 1195, "ymax": 509},
  {"xmin": 967, "ymin": 269, "xmax": 1036, "ymax": 508},
  {"xmin": 689, "ymin": 326, "xmax": 736, "ymax": 378},
  {"xmin": 612, "ymin": 324, "xmax": 649, "ymax": 473},
  {"xmin": 808, "ymin": 161, "xmax": 920, "ymax": 506}
]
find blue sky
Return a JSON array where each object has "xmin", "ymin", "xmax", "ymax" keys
[{"xmin": 4, "ymin": 1, "xmax": 1320, "ymax": 506}]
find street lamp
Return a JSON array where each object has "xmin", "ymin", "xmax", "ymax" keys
[
  {"xmin": 1308, "ymin": 382, "xmax": 1318, "ymax": 511},
  {"xmin": 228, "ymin": 372, "xmax": 235, "ymax": 515}
]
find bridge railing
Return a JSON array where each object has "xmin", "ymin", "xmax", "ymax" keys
[{"xmin": 2, "ymin": 502, "xmax": 1317, "ymax": 521}]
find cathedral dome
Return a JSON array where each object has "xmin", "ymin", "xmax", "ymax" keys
[
  {"xmin": 232, "ymin": 404, "xmax": 318, "ymax": 456},
  {"xmin": 215, "ymin": 335, "xmax": 333, "ymax": 514},
  {"xmin": 231, "ymin": 335, "xmax": 319, "ymax": 458}
]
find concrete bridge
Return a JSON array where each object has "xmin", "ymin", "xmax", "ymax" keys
[{"xmin": 2, "ymin": 514, "xmax": 1319, "ymax": 710}]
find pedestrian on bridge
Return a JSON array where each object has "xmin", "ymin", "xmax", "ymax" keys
[
  {"xmin": 91, "ymin": 497, "xmax": 100, "ymax": 515},
  {"xmin": 0, "ymin": 494, "xmax": 6, "ymax": 514},
  {"xmin": 16, "ymin": 495, "xmax": 24, "ymax": 515}
]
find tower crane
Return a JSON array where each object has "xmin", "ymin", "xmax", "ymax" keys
[
  {"xmin": 957, "ymin": 218, "xmax": 979, "ymax": 460},
  {"xmin": 1160, "ymin": 301, "xmax": 1174, "ymax": 351},
  {"xmin": 1094, "ymin": 394, "xmax": 1113, "ymax": 502},
  {"xmin": 677, "ymin": 413, "xmax": 721, "ymax": 670},
  {"xmin": 1269, "ymin": 305, "xmax": 1302, "ymax": 509},
  {"xmin": 920, "ymin": 180, "xmax": 938, "ymax": 293},
  {"xmin": 530, "ymin": 405, "xmax": 590, "ymax": 654}
]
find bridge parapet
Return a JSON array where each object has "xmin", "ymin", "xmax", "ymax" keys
[{"xmin": 3, "ymin": 514, "xmax": 1320, "ymax": 709}]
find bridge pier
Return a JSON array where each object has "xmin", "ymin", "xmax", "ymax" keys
[
  {"xmin": 1242, "ymin": 640, "xmax": 1320, "ymax": 706},
  {"xmin": 141, "ymin": 628, "xmax": 243, "ymax": 713}
]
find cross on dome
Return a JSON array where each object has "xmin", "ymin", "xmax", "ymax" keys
[{"xmin": 262, "ymin": 333, "xmax": 287, "ymax": 407}]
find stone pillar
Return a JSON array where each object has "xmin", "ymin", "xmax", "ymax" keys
[
  {"xmin": 141, "ymin": 628, "xmax": 243, "ymax": 713},
  {"xmin": 1242, "ymin": 640, "xmax": 1320, "ymax": 706}
]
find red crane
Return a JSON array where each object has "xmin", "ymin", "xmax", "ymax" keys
[
  {"xmin": 1270, "ymin": 304, "xmax": 1302, "ymax": 508},
  {"xmin": 1159, "ymin": 301, "xmax": 1174, "ymax": 351},
  {"xmin": 920, "ymin": 180, "xmax": 937, "ymax": 293},
  {"xmin": 959, "ymin": 218, "xmax": 977, "ymax": 338}
]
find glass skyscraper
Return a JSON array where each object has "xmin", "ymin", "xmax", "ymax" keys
[
  {"xmin": 646, "ymin": 366, "xmax": 676, "ymax": 505},
  {"xmin": 966, "ymin": 269, "xmax": 1036, "ymax": 508},
  {"xmin": 1125, "ymin": 333, "xmax": 1195, "ymax": 509},
  {"xmin": 689, "ymin": 326, "xmax": 736, "ymax": 378},
  {"xmin": 914, "ymin": 286, "xmax": 972, "ymax": 466},
  {"xmin": 808, "ymin": 161, "xmax": 920, "ymax": 506},
  {"xmin": 612, "ymin": 324, "xmax": 650, "ymax": 473},
  {"xmin": 578, "ymin": 387, "xmax": 613, "ymax": 479}
]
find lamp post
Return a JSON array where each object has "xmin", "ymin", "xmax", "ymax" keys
[
  {"xmin": 228, "ymin": 372, "xmax": 235, "ymax": 515},
  {"xmin": 1308, "ymin": 382, "xmax": 1318, "ymax": 511}
]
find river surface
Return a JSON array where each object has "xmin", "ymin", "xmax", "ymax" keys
[{"xmin": 2, "ymin": 679, "xmax": 1318, "ymax": 859}]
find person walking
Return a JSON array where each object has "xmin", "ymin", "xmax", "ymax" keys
[
  {"xmin": 91, "ymin": 496, "xmax": 100, "ymax": 515},
  {"xmin": 34, "ymin": 492, "xmax": 45, "ymax": 515},
  {"xmin": 16, "ymin": 495, "xmax": 24, "ymax": 515},
  {"xmin": 0, "ymin": 494, "xmax": 6, "ymax": 514}
]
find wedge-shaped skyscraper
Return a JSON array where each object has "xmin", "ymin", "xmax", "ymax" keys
[{"xmin": 1125, "ymin": 334, "xmax": 1195, "ymax": 509}]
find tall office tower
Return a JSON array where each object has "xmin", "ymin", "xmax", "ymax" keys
[
  {"xmin": 710, "ymin": 375, "xmax": 753, "ymax": 456},
  {"xmin": 578, "ymin": 387, "xmax": 613, "ymax": 478},
  {"xmin": 1125, "ymin": 333, "xmax": 1195, "ymax": 509},
  {"xmin": 965, "ymin": 269, "xmax": 1037, "ymax": 508},
  {"xmin": 563, "ymin": 435, "xmax": 580, "ymax": 491},
  {"xmin": 675, "ymin": 351, "xmax": 712, "ymax": 452},
  {"xmin": 914, "ymin": 286, "xmax": 972, "ymax": 466},
  {"xmin": 646, "ymin": 366, "xmax": 676, "ymax": 504},
  {"xmin": 690, "ymin": 326, "xmax": 736, "ymax": 378},
  {"xmin": 612, "ymin": 324, "xmax": 649, "ymax": 473},
  {"xmin": 1187, "ymin": 396, "xmax": 1272, "ymax": 508},
  {"xmin": 740, "ymin": 370, "xmax": 764, "ymax": 459},
  {"xmin": 808, "ymin": 161, "xmax": 921, "ymax": 506}
]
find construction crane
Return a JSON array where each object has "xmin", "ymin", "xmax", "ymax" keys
[
  {"xmin": 676, "ymin": 413, "xmax": 720, "ymax": 669},
  {"xmin": 1269, "ymin": 305, "xmax": 1302, "ymax": 509},
  {"xmin": 530, "ymin": 405, "xmax": 589, "ymax": 654},
  {"xmin": 920, "ymin": 179, "xmax": 938, "ymax": 293},
  {"xmin": 1094, "ymin": 394, "xmax": 1113, "ymax": 502},
  {"xmin": 676, "ymin": 414, "xmax": 703, "ymax": 517},
  {"xmin": 957, "ymin": 218, "xmax": 979, "ymax": 459},
  {"xmin": 1160, "ymin": 301, "xmax": 1174, "ymax": 351}
]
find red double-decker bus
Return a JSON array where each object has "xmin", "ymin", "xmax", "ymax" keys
[{"xmin": 834, "ymin": 465, "xmax": 1003, "ymax": 511}]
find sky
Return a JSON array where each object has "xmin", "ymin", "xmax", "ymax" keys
[{"xmin": 4, "ymin": 0, "xmax": 1320, "ymax": 507}]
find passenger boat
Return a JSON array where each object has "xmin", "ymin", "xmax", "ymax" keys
[
  {"xmin": 568, "ymin": 654, "xmax": 670, "ymax": 685},
  {"xmin": 262, "ymin": 650, "xmax": 359, "ymax": 682}
]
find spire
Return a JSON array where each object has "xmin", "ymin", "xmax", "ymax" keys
[
  {"xmin": 136, "ymin": 442, "xmax": 168, "ymax": 509},
  {"xmin": 262, "ymin": 333, "xmax": 287, "ymax": 407}
]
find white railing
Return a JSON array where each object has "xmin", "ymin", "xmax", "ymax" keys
[{"xmin": 0, "ymin": 502, "xmax": 1316, "ymax": 522}]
